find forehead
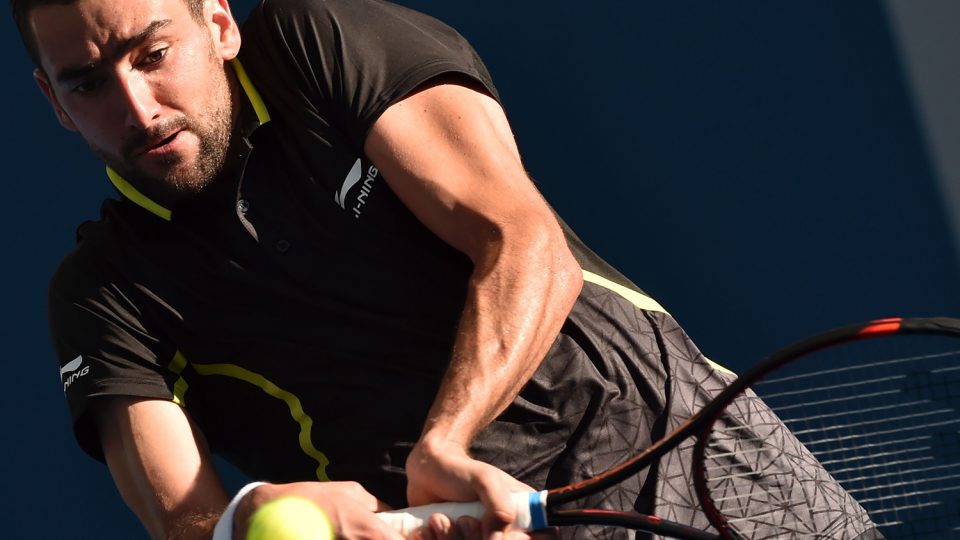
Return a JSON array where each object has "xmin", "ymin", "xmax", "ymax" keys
[{"xmin": 30, "ymin": 0, "xmax": 194, "ymax": 72}]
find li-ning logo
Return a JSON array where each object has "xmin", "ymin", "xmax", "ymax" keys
[
  {"xmin": 61, "ymin": 355, "xmax": 90, "ymax": 392},
  {"xmin": 334, "ymin": 158, "xmax": 379, "ymax": 219}
]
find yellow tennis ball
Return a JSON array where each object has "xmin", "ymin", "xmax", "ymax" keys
[{"xmin": 246, "ymin": 496, "xmax": 334, "ymax": 540}]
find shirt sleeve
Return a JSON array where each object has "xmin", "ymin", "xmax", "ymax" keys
[
  {"xmin": 48, "ymin": 245, "xmax": 176, "ymax": 460},
  {"xmin": 239, "ymin": 0, "xmax": 500, "ymax": 150}
]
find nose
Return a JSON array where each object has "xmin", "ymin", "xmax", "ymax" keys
[{"xmin": 116, "ymin": 72, "xmax": 161, "ymax": 130}]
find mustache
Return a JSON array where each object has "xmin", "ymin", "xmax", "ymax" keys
[{"xmin": 121, "ymin": 116, "xmax": 191, "ymax": 157}]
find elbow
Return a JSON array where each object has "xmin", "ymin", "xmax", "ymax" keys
[
  {"xmin": 527, "ymin": 215, "xmax": 582, "ymax": 312},
  {"xmin": 554, "ymin": 238, "xmax": 583, "ymax": 311},
  {"xmin": 473, "ymin": 199, "xmax": 583, "ymax": 310}
]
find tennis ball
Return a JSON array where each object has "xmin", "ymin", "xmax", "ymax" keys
[{"xmin": 246, "ymin": 496, "xmax": 334, "ymax": 540}]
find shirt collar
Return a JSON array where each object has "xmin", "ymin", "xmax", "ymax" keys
[{"xmin": 104, "ymin": 59, "xmax": 271, "ymax": 221}]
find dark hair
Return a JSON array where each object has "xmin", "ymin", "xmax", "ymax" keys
[{"xmin": 10, "ymin": 0, "xmax": 205, "ymax": 69}]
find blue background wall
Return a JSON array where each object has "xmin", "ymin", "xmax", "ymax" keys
[{"xmin": 2, "ymin": 1, "xmax": 957, "ymax": 538}]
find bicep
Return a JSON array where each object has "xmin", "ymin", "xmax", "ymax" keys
[
  {"xmin": 363, "ymin": 82, "xmax": 557, "ymax": 263},
  {"xmin": 95, "ymin": 397, "xmax": 228, "ymax": 540}
]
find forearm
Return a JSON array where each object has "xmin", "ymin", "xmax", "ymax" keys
[
  {"xmin": 166, "ymin": 513, "xmax": 221, "ymax": 540},
  {"xmin": 420, "ymin": 217, "xmax": 582, "ymax": 449},
  {"xmin": 96, "ymin": 397, "xmax": 229, "ymax": 540},
  {"xmin": 364, "ymin": 79, "xmax": 583, "ymax": 490}
]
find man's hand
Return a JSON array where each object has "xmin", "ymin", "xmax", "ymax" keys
[
  {"xmin": 405, "ymin": 438, "xmax": 538, "ymax": 540},
  {"xmin": 234, "ymin": 481, "xmax": 405, "ymax": 540}
]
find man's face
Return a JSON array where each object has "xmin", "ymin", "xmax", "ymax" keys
[{"xmin": 30, "ymin": 0, "xmax": 242, "ymax": 201}]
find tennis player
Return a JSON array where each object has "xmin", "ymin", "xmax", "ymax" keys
[{"xmin": 13, "ymin": 0, "xmax": 879, "ymax": 538}]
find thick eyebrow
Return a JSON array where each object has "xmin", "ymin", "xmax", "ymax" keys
[{"xmin": 55, "ymin": 19, "xmax": 172, "ymax": 85}]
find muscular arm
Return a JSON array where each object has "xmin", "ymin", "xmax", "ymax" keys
[
  {"xmin": 95, "ymin": 398, "xmax": 404, "ymax": 540},
  {"xmin": 364, "ymin": 82, "xmax": 583, "ymax": 530},
  {"xmin": 95, "ymin": 397, "xmax": 229, "ymax": 540}
]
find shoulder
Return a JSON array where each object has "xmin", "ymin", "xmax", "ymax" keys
[
  {"xmin": 49, "ymin": 198, "xmax": 150, "ymax": 310},
  {"xmin": 50, "ymin": 206, "xmax": 111, "ymax": 298},
  {"xmin": 241, "ymin": 0, "xmax": 485, "ymax": 76},
  {"xmin": 241, "ymin": 0, "xmax": 488, "ymax": 79},
  {"xmin": 49, "ymin": 229, "xmax": 116, "ymax": 341},
  {"xmin": 239, "ymin": 0, "xmax": 498, "ymax": 149},
  {"xmin": 244, "ymin": 0, "xmax": 457, "ymax": 33}
]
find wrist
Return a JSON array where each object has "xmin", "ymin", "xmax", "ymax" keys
[
  {"xmin": 211, "ymin": 481, "xmax": 268, "ymax": 540},
  {"xmin": 416, "ymin": 428, "xmax": 470, "ymax": 457}
]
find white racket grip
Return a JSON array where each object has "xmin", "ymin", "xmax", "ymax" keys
[{"xmin": 377, "ymin": 491, "xmax": 549, "ymax": 537}]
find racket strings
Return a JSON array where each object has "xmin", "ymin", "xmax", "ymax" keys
[
  {"xmin": 782, "ymin": 399, "xmax": 932, "ymax": 425},
  {"xmin": 787, "ymin": 410, "xmax": 960, "ymax": 442},
  {"xmin": 854, "ymin": 478, "xmax": 960, "ymax": 505},
  {"xmin": 759, "ymin": 350, "xmax": 960, "ymax": 385},
  {"xmin": 772, "ymin": 388, "xmax": 902, "ymax": 413},
  {"xmin": 710, "ymin": 407, "xmax": 958, "ymax": 445},
  {"xmin": 701, "ymin": 337, "xmax": 960, "ymax": 539}
]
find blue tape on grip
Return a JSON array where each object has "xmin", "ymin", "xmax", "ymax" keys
[{"xmin": 528, "ymin": 490, "xmax": 549, "ymax": 530}]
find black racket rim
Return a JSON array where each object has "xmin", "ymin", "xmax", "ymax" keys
[
  {"xmin": 691, "ymin": 316, "xmax": 960, "ymax": 540},
  {"xmin": 542, "ymin": 319, "xmax": 948, "ymax": 505},
  {"xmin": 547, "ymin": 508, "xmax": 719, "ymax": 540}
]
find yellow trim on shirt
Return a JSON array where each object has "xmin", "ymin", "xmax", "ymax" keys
[
  {"xmin": 230, "ymin": 59, "xmax": 271, "ymax": 124},
  {"xmin": 581, "ymin": 270, "xmax": 734, "ymax": 375},
  {"xmin": 106, "ymin": 167, "xmax": 172, "ymax": 221},
  {"xmin": 164, "ymin": 352, "xmax": 330, "ymax": 481},
  {"xmin": 167, "ymin": 351, "xmax": 190, "ymax": 406},
  {"xmin": 581, "ymin": 270, "xmax": 669, "ymax": 314}
]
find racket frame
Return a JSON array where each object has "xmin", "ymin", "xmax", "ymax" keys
[
  {"xmin": 690, "ymin": 317, "xmax": 960, "ymax": 540},
  {"xmin": 384, "ymin": 317, "xmax": 960, "ymax": 539}
]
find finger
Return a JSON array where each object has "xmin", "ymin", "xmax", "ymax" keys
[
  {"xmin": 374, "ymin": 498, "xmax": 396, "ymax": 513},
  {"xmin": 412, "ymin": 523, "xmax": 437, "ymax": 540},
  {"xmin": 372, "ymin": 512, "xmax": 410, "ymax": 540},
  {"xmin": 426, "ymin": 513, "xmax": 453, "ymax": 540},
  {"xmin": 507, "ymin": 479, "xmax": 535, "ymax": 493},
  {"xmin": 470, "ymin": 467, "xmax": 515, "ymax": 535},
  {"xmin": 455, "ymin": 515, "xmax": 482, "ymax": 540},
  {"xmin": 340, "ymin": 481, "xmax": 387, "ymax": 512}
]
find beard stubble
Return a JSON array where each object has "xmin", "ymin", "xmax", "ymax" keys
[{"xmin": 91, "ymin": 50, "xmax": 235, "ymax": 202}]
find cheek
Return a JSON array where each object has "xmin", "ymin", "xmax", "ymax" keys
[
  {"xmin": 161, "ymin": 50, "xmax": 224, "ymax": 113},
  {"xmin": 65, "ymin": 104, "xmax": 126, "ymax": 150}
]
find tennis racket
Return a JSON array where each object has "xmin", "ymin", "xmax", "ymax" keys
[{"xmin": 378, "ymin": 317, "xmax": 960, "ymax": 539}]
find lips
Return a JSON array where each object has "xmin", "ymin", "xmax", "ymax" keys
[{"xmin": 137, "ymin": 130, "xmax": 182, "ymax": 156}]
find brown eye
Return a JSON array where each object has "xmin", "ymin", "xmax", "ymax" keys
[
  {"xmin": 72, "ymin": 78, "xmax": 105, "ymax": 95},
  {"xmin": 142, "ymin": 48, "xmax": 167, "ymax": 66}
]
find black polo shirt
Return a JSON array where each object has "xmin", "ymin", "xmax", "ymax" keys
[{"xmin": 49, "ymin": 0, "xmax": 665, "ymax": 506}]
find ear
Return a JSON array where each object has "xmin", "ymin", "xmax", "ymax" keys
[
  {"xmin": 208, "ymin": 0, "xmax": 242, "ymax": 61},
  {"xmin": 34, "ymin": 68, "xmax": 78, "ymax": 132}
]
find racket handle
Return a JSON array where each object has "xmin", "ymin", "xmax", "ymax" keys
[{"xmin": 377, "ymin": 491, "xmax": 549, "ymax": 537}]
